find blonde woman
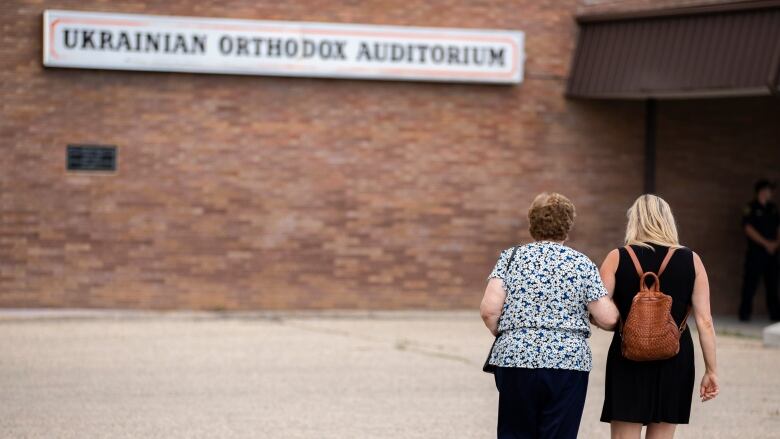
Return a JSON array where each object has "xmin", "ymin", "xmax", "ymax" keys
[
  {"xmin": 481, "ymin": 193, "xmax": 619, "ymax": 439},
  {"xmin": 599, "ymin": 195, "xmax": 719, "ymax": 439}
]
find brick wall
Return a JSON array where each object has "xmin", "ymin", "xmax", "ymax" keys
[{"xmin": 0, "ymin": 0, "xmax": 776, "ymax": 313}]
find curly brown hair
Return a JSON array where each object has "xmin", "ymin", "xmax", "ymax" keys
[{"xmin": 528, "ymin": 192, "xmax": 576, "ymax": 241}]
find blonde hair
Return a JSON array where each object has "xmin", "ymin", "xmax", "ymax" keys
[
  {"xmin": 625, "ymin": 194, "xmax": 680, "ymax": 248},
  {"xmin": 528, "ymin": 192, "xmax": 576, "ymax": 241}
]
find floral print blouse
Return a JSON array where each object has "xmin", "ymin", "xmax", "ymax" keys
[{"xmin": 487, "ymin": 241, "xmax": 607, "ymax": 372}]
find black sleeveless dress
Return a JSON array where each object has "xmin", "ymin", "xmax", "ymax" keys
[{"xmin": 600, "ymin": 244, "xmax": 696, "ymax": 425}]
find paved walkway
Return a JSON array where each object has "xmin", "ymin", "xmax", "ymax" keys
[
  {"xmin": 0, "ymin": 310, "xmax": 778, "ymax": 438},
  {"xmin": 710, "ymin": 315, "xmax": 776, "ymax": 339}
]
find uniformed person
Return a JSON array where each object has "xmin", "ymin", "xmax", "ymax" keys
[{"xmin": 739, "ymin": 179, "xmax": 780, "ymax": 321}]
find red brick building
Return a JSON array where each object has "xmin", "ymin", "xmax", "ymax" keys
[{"xmin": 1, "ymin": 0, "xmax": 779, "ymax": 313}]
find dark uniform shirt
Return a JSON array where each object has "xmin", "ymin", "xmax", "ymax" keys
[{"xmin": 743, "ymin": 200, "xmax": 780, "ymax": 253}]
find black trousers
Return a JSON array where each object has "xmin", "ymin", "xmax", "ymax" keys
[
  {"xmin": 494, "ymin": 367, "xmax": 589, "ymax": 439},
  {"xmin": 739, "ymin": 251, "xmax": 779, "ymax": 320}
]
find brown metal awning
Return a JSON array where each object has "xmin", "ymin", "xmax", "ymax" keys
[{"xmin": 566, "ymin": 1, "xmax": 780, "ymax": 99}]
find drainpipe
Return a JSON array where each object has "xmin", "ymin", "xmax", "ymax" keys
[{"xmin": 644, "ymin": 99, "xmax": 657, "ymax": 194}]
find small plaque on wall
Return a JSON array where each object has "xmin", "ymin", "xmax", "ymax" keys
[{"xmin": 66, "ymin": 144, "xmax": 117, "ymax": 172}]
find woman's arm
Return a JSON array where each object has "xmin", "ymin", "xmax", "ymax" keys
[
  {"xmin": 589, "ymin": 249, "xmax": 620, "ymax": 330},
  {"xmin": 692, "ymin": 252, "xmax": 719, "ymax": 402},
  {"xmin": 480, "ymin": 278, "xmax": 507, "ymax": 336},
  {"xmin": 598, "ymin": 249, "xmax": 619, "ymax": 298}
]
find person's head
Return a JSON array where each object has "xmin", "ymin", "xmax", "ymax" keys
[
  {"xmin": 625, "ymin": 194, "xmax": 680, "ymax": 248},
  {"xmin": 528, "ymin": 192, "xmax": 576, "ymax": 242},
  {"xmin": 754, "ymin": 179, "xmax": 775, "ymax": 205}
]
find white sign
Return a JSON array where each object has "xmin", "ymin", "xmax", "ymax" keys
[{"xmin": 43, "ymin": 10, "xmax": 524, "ymax": 84}]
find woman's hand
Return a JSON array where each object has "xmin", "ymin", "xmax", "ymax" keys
[
  {"xmin": 700, "ymin": 371, "xmax": 719, "ymax": 402},
  {"xmin": 589, "ymin": 249, "xmax": 620, "ymax": 331},
  {"xmin": 589, "ymin": 312, "xmax": 617, "ymax": 331}
]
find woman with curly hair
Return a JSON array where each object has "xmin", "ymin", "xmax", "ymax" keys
[{"xmin": 480, "ymin": 192, "xmax": 619, "ymax": 439}]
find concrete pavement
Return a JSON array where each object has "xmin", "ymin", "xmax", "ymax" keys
[{"xmin": 0, "ymin": 310, "xmax": 778, "ymax": 438}]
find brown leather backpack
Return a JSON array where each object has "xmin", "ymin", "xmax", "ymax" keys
[{"xmin": 620, "ymin": 246, "xmax": 691, "ymax": 362}]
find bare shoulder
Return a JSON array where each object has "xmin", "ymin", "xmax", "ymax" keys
[
  {"xmin": 602, "ymin": 248, "xmax": 620, "ymax": 266},
  {"xmin": 690, "ymin": 250, "xmax": 707, "ymax": 275}
]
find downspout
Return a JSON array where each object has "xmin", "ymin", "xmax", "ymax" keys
[{"xmin": 644, "ymin": 99, "xmax": 657, "ymax": 194}]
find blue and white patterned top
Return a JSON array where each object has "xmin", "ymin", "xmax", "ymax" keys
[{"xmin": 487, "ymin": 241, "xmax": 608, "ymax": 372}]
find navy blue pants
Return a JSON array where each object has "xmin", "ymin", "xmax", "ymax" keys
[{"xmin": 494, "ymin": 367, "xmax": 589, "ymax": 439}]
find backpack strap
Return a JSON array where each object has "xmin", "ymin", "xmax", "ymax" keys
[
  {"xmin": 623, "ymin": 245, "xmax": 644, "ymax": 277},
  {"xmin": 624, "ymin": 245, "xmax": 677, "ymax": 276},
  {"xmin": 618, "ymin": 245, "xmax": 642, "ymax": 336},
  {"xmin": 658, "ymin": 247, "xmax": 677, "ymax": 276},
  {"xmin": 680, "ymin": 306, "xmax": 692, "ymax": 332}
]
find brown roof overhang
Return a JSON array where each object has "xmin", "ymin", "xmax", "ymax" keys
[{"xmin": 566, "ymin": 1, "xmax": 780, "ymax": 99}]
